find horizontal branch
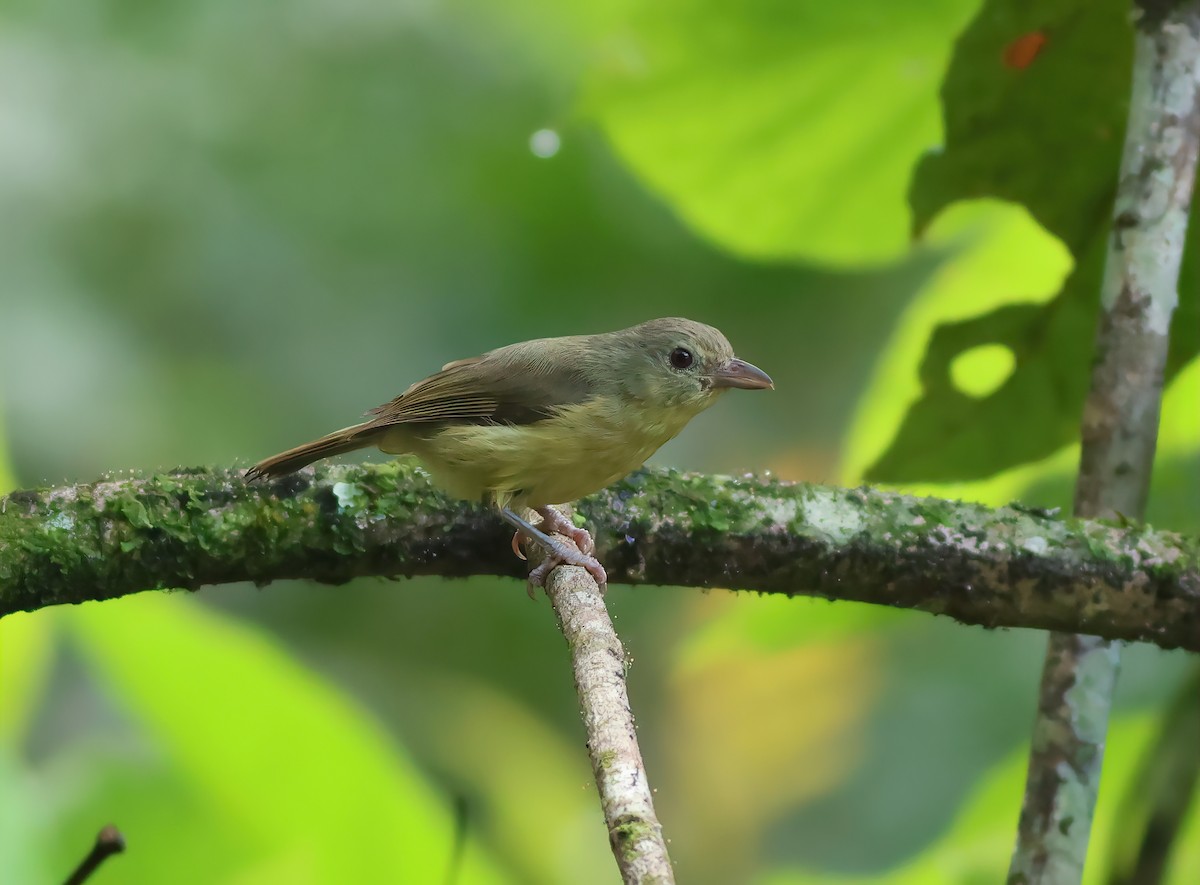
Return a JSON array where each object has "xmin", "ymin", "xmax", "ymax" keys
[{"xmin": 1, "ymin": 461, "xmax": 1198, "ymax": 651}]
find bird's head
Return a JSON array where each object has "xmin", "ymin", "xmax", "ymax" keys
[{"xmin": 607, "ymin": 317, "xmax": 773, "ymax": 413}]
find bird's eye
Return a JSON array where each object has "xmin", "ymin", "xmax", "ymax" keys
[{"xmin": 669, "ymin": 347, "xmax": 694, "ymax": 370}]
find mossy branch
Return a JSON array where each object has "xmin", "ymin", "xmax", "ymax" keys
[{"xmin": 1, "ymin": 461, "xmax": 1198, "ymax": 652}]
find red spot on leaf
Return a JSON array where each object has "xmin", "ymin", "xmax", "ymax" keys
[{"xmin": 1003, "ymin": 31, "xmax": 1047, "ymax": 70}]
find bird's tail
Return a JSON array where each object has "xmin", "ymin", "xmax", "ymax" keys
[{"xmin": 245, "ymin": 423, "xmax": 384, "ymax": 481}]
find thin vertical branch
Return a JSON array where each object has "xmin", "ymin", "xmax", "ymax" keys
[
  {"xmin": 1009, "ymin": 3, "xmax": 1200, "ymax": 883},
  {"xmin": 533, "ymin": 520, "xmax": 675, "ymax": 884}
]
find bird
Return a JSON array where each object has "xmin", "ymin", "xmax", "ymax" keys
[{"xmin": 245, "ymin": 317, "xmax": 773, "ymax": 590}]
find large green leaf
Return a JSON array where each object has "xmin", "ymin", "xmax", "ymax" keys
[
  {"xmin": 868, "ymin": 0, "xmax": 1200, "ymax": 482},
  {"xmin": 841, "ymin": 200, "xmax": 1072, "ymax": 488},
  {"xmin": 68, "ymin": 597, "xmax": 508, "ymax": 884},
  {"xmin": 589, "ymin": 0, "xmax": 979, "ymax": 265}
]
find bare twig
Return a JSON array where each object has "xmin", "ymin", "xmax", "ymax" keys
[
  {"xmin": 1008, "ymin": 3, "xmax": 1200, "ymax": 882},
  {"xmin": 533, "ymin": 524, "xmax": 674, "ymax": 884},
  {"xmin": 63, "ymin": 824, "xmax": 125, "ymax": 885},
  {"xmin": 2, "ymin": 464, "xmax": 1200, "ymax": 651}
]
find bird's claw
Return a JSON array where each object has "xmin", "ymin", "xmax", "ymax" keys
[
  {"xmin": 526, "ymin": 551, "xmax": 608, "ymax": 598},
  {"xmin": 505, "ymin": 506, "xmax": 606, "ymax": 598},
  {"xmin": 535, "ymin": 507, "xmax": 596, "ymax": 556},
  {"xmin": 563, "ymin": 525, "xmax": 595, "ymax": 557}
]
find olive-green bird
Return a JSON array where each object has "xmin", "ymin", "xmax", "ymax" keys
[{"xmin": 246, "ymin": 317, "xmax": 772, "ymax": 589}]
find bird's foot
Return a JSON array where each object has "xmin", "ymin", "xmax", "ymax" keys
[
  {"xmin": 500, "ymin": 506, "xmax": 607, "ymax": 597},
  {"xmin": 526, "ymin": 546, "xmax": 608, "ymax": 598},
  {"xmin": 534, "ymin": 506, "xmax": 596, "ymax": 556}
]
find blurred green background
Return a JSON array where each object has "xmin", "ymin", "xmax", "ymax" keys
[{"xmin": 2, "ymin": 1, "xmax": 1198, "ymax": 883}]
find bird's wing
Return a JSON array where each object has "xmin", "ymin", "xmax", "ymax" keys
[{"xmin": 363, "ymin": 347, "xmax": 593, "ymax": 428}]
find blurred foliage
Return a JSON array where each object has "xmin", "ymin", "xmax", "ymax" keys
[
  {"xmin": 1, "ymin": 0, "xmax": 1198, "ymax": 884},
  {"xmin": 871, "ymin": 0, "xmax": 1200, "ymax": 481},
  {"xmin": 588, "ymin": 0, "xmax": 978, "ymax": 264},
  {"xmin": 842, "ymin": 199, "xmax": 1074, "ymax": 485},
  {"xmin": 762, "ymin": 714, "xmax": 1200, "ymax": 884},
  {"xmin": 1105, "ymin": 669, "xmax": 1200, "ymax": 885},
  {"xmin": 1, "ymin": 597, "xmax": 506, "ymax": 884}
]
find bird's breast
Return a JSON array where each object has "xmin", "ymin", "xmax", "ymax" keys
[{"xmin": 404, "ymin": 396, "xmax": 701, "ymax": 507}]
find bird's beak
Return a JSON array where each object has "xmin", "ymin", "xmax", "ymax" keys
[{"xmin": 710, "ymin": 357, "xmax": 774, "ymax": 390}]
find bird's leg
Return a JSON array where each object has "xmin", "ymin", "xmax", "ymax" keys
[
  {"xmin": 533, "ymin": 505, "xmax": 595, "ymax": 556},
  {"xmin": 500, "ymin": 507, "xmax": 608, "ymax": 594},
  {"xmin": 508, "ymin": 508, "xmax": 592, "ymax": 561}
]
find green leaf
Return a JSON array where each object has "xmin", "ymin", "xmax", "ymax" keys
[
  {"xmin": 589, "ymin": 0, "xmax": 978, "ymax": 264},
  {"xmin": 67, "ymin": 596, "xmax": 508, "ymax": 884},
  {"xmin": 868, "ymin": 0, "xmax": 1200, "ymax": 482},
  {"xmin": 842, "ymin": 200, "xmax": 1072, "ymax": 487},
  {"xmin": 909, "ymin": 0, "xmax": 1129, "ymax": 247}
]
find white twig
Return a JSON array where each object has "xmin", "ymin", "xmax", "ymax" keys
[
  {"xmin": 539, "ymin": 539, "xmax": 675, "ymax": 884},
  {"xmin": 1009, "ymin": 4, "xmax": 1200, "ymax": 881}
]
